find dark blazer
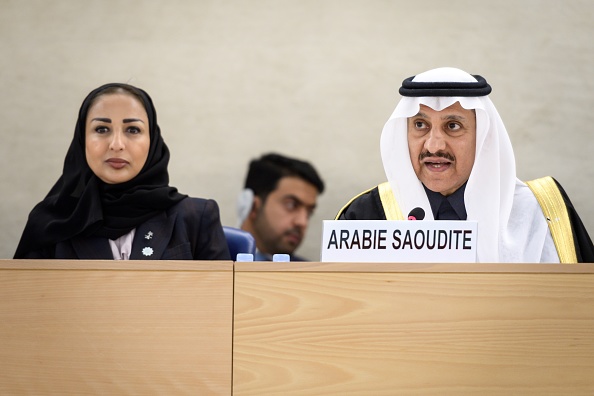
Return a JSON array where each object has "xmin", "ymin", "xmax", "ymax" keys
[{"xmin": 24, "ymin": 198, "xmax": 231, "ymax": 260}]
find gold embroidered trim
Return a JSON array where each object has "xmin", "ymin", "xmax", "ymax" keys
[
  {"xmin": 526, "ymin": 176, "xmax": 577, "ymax": 263},
  {"xmin": 378, "ymin": 182, "xmax": 404, "ymax": 220},
  {"xmin": 335, "ymin": 183, "xmax": 405, "ymax": 220},
  {"xmin": 335, "ymin": 186, "xmax": 377, "ymax": 220}
]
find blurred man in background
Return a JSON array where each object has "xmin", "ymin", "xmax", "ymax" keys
[{"xmin": 238, "ymin": 153, "xmax": 324, "ymax": 261}]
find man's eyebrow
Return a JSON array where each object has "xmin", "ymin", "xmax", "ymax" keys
[
  {"xmin": 285, "ymin": 194, "xmax": 317, "ymax": 210},
  {"xmin": 442, "ymin": 114, "xmax": 467, "ymax": 121},
  {"xmin": 412, "ymin": 112, "xmax": 429, "ymax": 119}
]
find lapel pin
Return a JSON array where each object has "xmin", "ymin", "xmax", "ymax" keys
[
  {"xmin": 145, "ymin": 231, "xmax": 153, "ymax": 240},
  {"xmin": 142, "ymin": 247, "xmax": 154, "ymax": 257}
]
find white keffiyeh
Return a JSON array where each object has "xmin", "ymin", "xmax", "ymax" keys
[{"xmin": 380, "ymin": 67, "xmax": 558, "ymax": 262}]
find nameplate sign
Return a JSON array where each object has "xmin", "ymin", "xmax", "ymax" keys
[{"xmin": 321, "ymin": 220, "xmax": 478, "ymax": 263}]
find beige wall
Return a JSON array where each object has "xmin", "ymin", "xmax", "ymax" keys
[{"xmin": 1, "ymin": 0, "xmax": 593, "ymax": 260}]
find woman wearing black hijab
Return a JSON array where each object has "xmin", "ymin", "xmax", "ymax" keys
[{"xmin": 14, "ymin": 83, "xmax": 230, "ymax": 260}]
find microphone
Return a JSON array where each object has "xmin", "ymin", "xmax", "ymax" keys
[{"xmin": 407, "ymin": 207, "xmax": 425, "ymax": 221}]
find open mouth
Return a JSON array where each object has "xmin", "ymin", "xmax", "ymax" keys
[{"xmin": 424, "ymin": 160, "xmax": 452, "ymax": 171}]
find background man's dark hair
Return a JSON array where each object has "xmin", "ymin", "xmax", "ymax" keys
[{"xmin": 244, "ymin": 153, "xmax": 324, "ymax": 201}]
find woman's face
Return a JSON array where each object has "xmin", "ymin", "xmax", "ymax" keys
[{"xmin": 85, "ymin": 93, "xmax": 150, "ymax": 184}]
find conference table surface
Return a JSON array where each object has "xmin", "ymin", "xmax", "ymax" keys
[
  {"xmin": 1, "ymin": 260, "xmax": 593, "ymax": 395},
  {"xmin": 234, "ymin": 262, "xmax": 594, "ymax": 395},
  {"xmin": 0, "ymin": 260, "xmax": 234, "ymax": 395}
]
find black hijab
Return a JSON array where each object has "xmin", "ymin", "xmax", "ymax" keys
[{"xmin": 14, "ymin": 83, "xmax": 186, "ymax": 258}]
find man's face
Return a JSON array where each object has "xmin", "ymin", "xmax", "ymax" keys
[
  {"xmin": 251, "ymin": 176, "xmax": 319, "ymax": 255},
  {"xmin": 407, "ymin": 102, "xmax": 476, "ymax": 196}
]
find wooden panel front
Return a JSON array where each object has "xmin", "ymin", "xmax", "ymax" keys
[
  {"xmin": 233, "ymin": 263, "xmax": 594, "ymax": 395},
  {"xmin": 0, "ymin": 260, "xmax": 233, "ymax": 395}
]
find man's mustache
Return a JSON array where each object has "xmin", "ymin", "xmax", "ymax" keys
[{"xmin": 419, "ymin": 151, "xmax": 455, "ymax": 162}]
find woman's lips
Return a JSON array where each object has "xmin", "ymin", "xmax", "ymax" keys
[{"xmin": 106, "ymin": 158, "xmax": 129, "ymax": 169}]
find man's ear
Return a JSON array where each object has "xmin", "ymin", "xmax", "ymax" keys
[{"xmin": 248, "ymin": 195, "xmax": 263, "ymax": 220}]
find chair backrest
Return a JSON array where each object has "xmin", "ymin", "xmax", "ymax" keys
[{"xmin": 223, "ymin": 226, "xmax": 256, "ymax": 260}]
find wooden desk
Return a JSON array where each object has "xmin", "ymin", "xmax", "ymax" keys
[
  {"xmin": 233, "ymin": 262, "xmax": 594, "ymax": 395},
  {"xmin": 0, "ymin": 260, "xmax": 234, "ymax": 395},
  {"xmin": 3, "ymin": 261, "xmax": 593, "ymax": 395}
]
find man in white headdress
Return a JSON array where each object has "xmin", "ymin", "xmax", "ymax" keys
[{"xmin": 336, "ymin": 67, "xmax": 593, "ymax": 263}]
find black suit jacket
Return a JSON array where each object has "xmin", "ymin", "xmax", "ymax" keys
[{"xmin": 25, "ymin": 197, "xmax": 231, "ymax": 260}]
